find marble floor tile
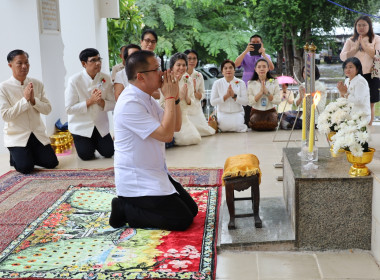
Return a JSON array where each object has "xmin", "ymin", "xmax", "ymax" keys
[
  {"xmin": 257, "ymin": 252, "xmax": 321, "ymax": 279},
  {"xmin": 216, "ymin": 251, "xmax": 258, "ymax": 280},
  {"xmin": 316, "ymin": 251, "xmax": 380, "ymax": 279}
]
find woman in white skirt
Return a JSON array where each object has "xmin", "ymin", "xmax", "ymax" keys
[
  {"xmin": 160, "ymin": 53, "xmax": 201, "ymax": 146},
  {"xmin": 210, "ymin": 60, "xmax": 248, "ymax": 132},
  {"xmin": 184, "ymin": 49, "xmax": 216, "ymax": 136}
]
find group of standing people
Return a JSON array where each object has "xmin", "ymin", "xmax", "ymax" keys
[{"xmin": 338, "ymin": 15, "xmax": 380, "ymax": 124}]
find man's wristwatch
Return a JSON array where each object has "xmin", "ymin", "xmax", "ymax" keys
[{"xmin": 175, "ymin": 98, "xmax": 180, "ymax": 105}]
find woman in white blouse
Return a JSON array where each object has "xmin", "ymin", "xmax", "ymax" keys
[
  {"xmin": 337, "ymin": 57, "xmax": 371, "ymax": 123},
  {"xmin": 160, "ymin": 53, "xmax": 201, "ymax": 146},
  {"xmin": 210, "ymin": 59, "xmax": 248, "ymax": 132},
  {"xmin": 247, "ymin": 58, "xmax": 281, "ymax": 131},
  {"xmin": 184, "ymin": 49, "xmax": 215, "ymax": 136}
]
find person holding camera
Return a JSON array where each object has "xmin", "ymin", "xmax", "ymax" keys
[
  {"xmin": 235, "ymin": 34, "xmax": 275, "ymax": 85},
  {"xmin": 235, "ymin": 35, "xmax": 275, "ymax": 126}
]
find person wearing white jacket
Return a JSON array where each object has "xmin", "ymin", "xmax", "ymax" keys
[
  {"xmin": 210, "ymin": 60, "xmax": 248, "ymax": 133},
  {"xmin": 337, "ymin": 57, "xmax": 371, "ymax": 123},
  {"xmin": 0, "ymin": 49, "xmax": 58, "ymax": 174},
  {"xmin": 65, "ymin": 48, "xmax": 115, "ymax": 160}
]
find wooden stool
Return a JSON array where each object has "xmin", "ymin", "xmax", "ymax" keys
[{"xmin": 224, "ymin": 175, "xmax": 262, "ymax": 229}]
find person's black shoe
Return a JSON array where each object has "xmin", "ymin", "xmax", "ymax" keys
[{"xmin": 109, "ymin": 197, "xmax": 126, "ymax": 228}]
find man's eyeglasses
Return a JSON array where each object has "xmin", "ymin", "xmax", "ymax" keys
[
  {"xmin": 138, "ymin": 67, "xmax": 160, "ymax": 74},
  {"xmin": 87, "ymin": 57, "xmax": 103, "ymax": 63},
  {"xmin": 143, "ymin": 38, "xmax": 157, "ymax": 45}
]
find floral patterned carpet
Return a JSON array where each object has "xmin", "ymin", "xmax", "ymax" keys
[{"xmin": 0, "ymin": 168, "xmax": 222, "ymax": 279}]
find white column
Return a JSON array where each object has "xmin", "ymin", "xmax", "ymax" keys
[{"xmin": 0, "ymin": 0, "xmax": 114, "ymax": 154}]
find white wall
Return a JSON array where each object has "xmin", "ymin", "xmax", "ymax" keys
[
  {"xmin": 60, "ymin": 0, "xmax": 110, "ymax": 85},
  {"xmin": 0, "ymin": 1, "xmax": 43, "ymax": 154},
  {"xmin": 0, "ymin": 0, "xmax": 112, "ymax": 155}
]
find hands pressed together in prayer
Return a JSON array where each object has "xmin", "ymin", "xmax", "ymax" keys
[
  {"xmin": 337, "ymin": 81, "xmax": 348, "ymax": 97},
  {"xmin": 161, "ymin": 69, "xmax": 179, "ymax": 101},
  {"xmin": 224, "ymin": 84, "xmax": 237, "ymax": 101},
  {"xmin": 260, "ymin": 79, "xmax": 269, "ymax": 95},
  {"xmin": 349, "ymin": 36, "xmax": 373, "ymax": 57},
  {"xmin": 23, "ymin": 82, "xmax": 35, "ymax": 105},
  {"xmin": 88, "ymin": 88, "xmax": 105, "ymax": 108},
  {"xmin": 193, "ymin": 79, "xmax": 202, "ymax": 100},
  {"xmin": 295, "ymin": 85, "xmax": 306, "ymax": 106}
]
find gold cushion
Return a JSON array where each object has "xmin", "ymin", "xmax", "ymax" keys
[{"xmin": 222, "ymin": 154, "xmax": 261, "ymax": 185}]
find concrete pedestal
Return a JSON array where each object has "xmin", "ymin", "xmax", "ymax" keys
[{"xmin": 283, "ymin": 148, "xmax": 373, "ymax": 250}]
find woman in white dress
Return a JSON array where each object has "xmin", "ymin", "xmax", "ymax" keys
[
  {"xmin": 247, "ymin": 58, "xmax": 281, "ymax": 131},
  {"xmin": 160, "ymin": 53, "xmax": 201, "ymax": 146},
  {"xmin": 337, "ymin": 57, "xmax": 371, "ymax": 123},
  {"xmin": 294, "ymin": 65, "xmax": 327, "ymax": 123},
  {"xmin": 210, "ymin": 60, "xmax": 248, "ymax": 132},
  {"xmin": 184, "ymin": 49, "xmax": 215, "ymax": 136}
]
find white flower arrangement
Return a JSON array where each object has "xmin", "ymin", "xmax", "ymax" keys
[
  {"xmin": 331, "ymin": 112, "xmax": 370, "ymax": 157},
  {"xmin": 317, "ymin": 98, "xmax": 353, "ymax": 134}
]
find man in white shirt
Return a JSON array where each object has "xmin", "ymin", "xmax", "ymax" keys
[
  {"xmin": 0, "ymin": 49, "xmax": 58, "ymax": 174},
  {"xmin": 114, "ymin": 44, "xmax": 141, "ymax": 101},
  {"xmin": 65, "ymin": 48, "xmax": 115, "ymax": 160},
  {"xmin": 110, "ymin": 50, "xmax": 198, "ymax": 230},
  {"xmin": 111, "ymin": 45, "xmax": 126, "ymax": 82}
]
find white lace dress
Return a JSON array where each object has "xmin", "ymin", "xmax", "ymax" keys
[{"xmin": 187, "ymin": 70, "xmax": 216, "ymax": 136}]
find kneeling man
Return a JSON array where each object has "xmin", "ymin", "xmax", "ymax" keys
[
  {"xmin": 110, "ymin": 50, "xmax": 198, "ymax": 231},
  {"xmin": 65, "ymin": 48, "xmax": 115, "ymax": 160},
  {"xmin": 0, "ymin": 49, "xmax": 58, "ymax": 174}
]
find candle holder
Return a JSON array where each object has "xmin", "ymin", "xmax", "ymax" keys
[
  {"xmin": 303, "ymin": 146, "xmax": 319, "ymax": 170},
  {"xmin": 297, "ymin": 140, "xmax": 308, "ymax": 159}
]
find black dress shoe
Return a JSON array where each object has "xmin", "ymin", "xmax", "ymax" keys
[{"xmin": 109, "ymin": 197, "xmax": 126, "ymax": 228}]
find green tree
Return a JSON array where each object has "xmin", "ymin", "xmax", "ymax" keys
[
  {"xmin": 252, "ymin": 0, "xmax": 380, "ymax": 76},
  {"xmin": 107, "ymin": 0, "xmax": 143, "ymax": 66},
  {"xmin": 135, "ymin": 0, "xmax": 257, "ymax": 66}
]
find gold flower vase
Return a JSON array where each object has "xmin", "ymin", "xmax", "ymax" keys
[
  {"xmin": 328, "ymin": 131, "xmax": 344, "ymax": 157},
  {"xmin": 345, "ymin": 148, "xmax": 375, "ymax": 177},
  {"xmin": 327, "ymin": 131, "xmax": 335, "ymax": 142}
]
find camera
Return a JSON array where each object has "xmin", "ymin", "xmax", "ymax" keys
[{"xmin": 250, "ymin": 43, "xmax": 262, "ymax": 56}]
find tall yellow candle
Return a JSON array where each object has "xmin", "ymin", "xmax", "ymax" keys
[
  {"xmin": 308, "ymin": 102, "xmax": 315, "ymax": 153},
  {"xmin": 302, "ymin": 97, "xmax": 306, "ymax": 141}
]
